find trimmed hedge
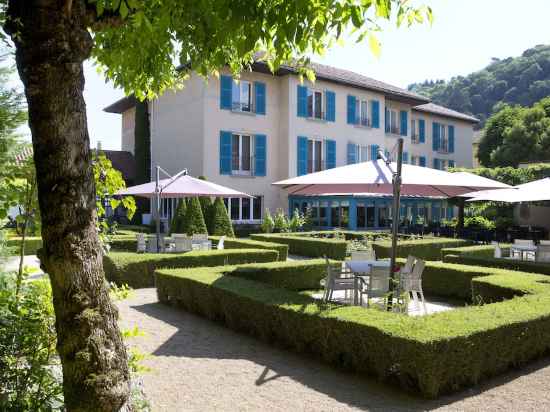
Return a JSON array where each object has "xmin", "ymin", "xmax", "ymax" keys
[
  {"xmin": 103, "ymin": 249, "xmax": 278, "ymax": 288},
  {"xmin": 250, "ymin": 233, "xmax": 347, "ymax": 259},
  {"xmin": 440, "ymin": 244, "xmax": 511, "ymax": 260},
  {"xmin": 372, "ymin": 237, "xmax": 472, "ymax": 261},
  {"xmin": 210, "ymin": 236, "xmax": 288, "ymax": 261},
  {"xmin": 110, "ymin": 235, "xmax": 138, "ymax": 252},
  {"xmin": 6, "ymin": 237, "xmax": 43, "ymax": 256},
  {"xmin": 156, "ymin": 262, "xmax": 550, "ymax": 398},
  {"xmin": 443, "ymin": 254, "xmax": 550, "ymax": 276},
  {"xmin": 229, "ymin": 259, "xmax": 329, "ymax": 290}
]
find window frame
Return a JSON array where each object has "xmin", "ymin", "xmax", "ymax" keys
[
  {"xmin": 225, "ymin": 196, "xmax": 263, "ymax": 223},
  {"xmin": 307, "ymin": 138, "xmax": 324, "ymax": 173},
  {"xmin": 387, "ymin": 108, "xmax": 399, "ymax": 134},
  {"xmin": 307, "ymin": 88, "xmax": 324, "ymax": 120},
  {"xmin": 232, "ymin": 79, "xmax": 253, "ymax": 112},
  {"xmin": 231, "ymin": 133, "xmax": 255, "ymax": 175},
  {"xmin": 439, "ymin": 124, "xmax": 449, "ymax": 153}
]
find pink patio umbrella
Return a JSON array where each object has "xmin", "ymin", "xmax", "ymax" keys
[
  {"xmin": 273, "ymin": 159, "xmax": 510, "ymax": 196},
  {"xmin": 117, "ymin": 168, "xmax": 251, "ymax": 251}
]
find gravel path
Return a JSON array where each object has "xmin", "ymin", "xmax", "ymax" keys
[{"xmin": 117, "ymin": 288, "xmax": 550, "ymax": 411}]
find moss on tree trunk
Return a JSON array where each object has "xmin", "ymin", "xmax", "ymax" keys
[{"xmin": 5, "ymin": 1, "xmax": 130, "ymax": 410}]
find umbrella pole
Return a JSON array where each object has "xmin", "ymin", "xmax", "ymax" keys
[
  {"xmin": 388, "ymin": 138, "xmax": 403, "ymax": 311},
  {"xmin": 155, "ymin": 165, "xmax": 161, "ymax": 253}
]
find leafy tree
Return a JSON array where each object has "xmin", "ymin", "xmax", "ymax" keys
[
  {"xmin": 170, "ymin": 199, "xmax": 187, "ymax": 234},
  {"xmin": 209, "ymin": 197, "xmax": 234, "ymax": 237},
  {"xmin": 477, "ymin": 97, "xmax": 550, "ymax": 167},
  {"xmin": 409, "ymin": 44, "xmax": 550, "ymax": 128},
  {"xmin": 2, "ymin": 0, "xmax": 431, "ymax": 409},
  {"xmin": 182, "ymin": 197, "xmax": 208, "ymax": 235}
]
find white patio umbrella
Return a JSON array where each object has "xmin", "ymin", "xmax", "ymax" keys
[
  {"xmin": 463, "ymin": 177, "xmax": 550, "ymax": 203},
  {"xmin": 117, "ymin": 168, "xmax": 251, "ymax": 251},
  {"xmin": 273, "ymin": 159, "xmax": 510, "ymax": 196}
]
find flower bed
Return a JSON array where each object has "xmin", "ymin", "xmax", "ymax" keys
[{"xmin": 156, "ymin": 261, "xmax": 550, "ymax": 398}]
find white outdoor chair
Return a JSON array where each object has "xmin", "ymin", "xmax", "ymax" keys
[
  {"xmin": 322, "ymin": 256, "xmax": 356, "ymax": 304},
  {"xmin": 536, "ymin": 245, "xmax": 550, "ymax": 263},
  {"xmin": 359, "ymin": 266, "xmax": 390, "ymax": 307},
  {"xmin": 399, "ymin": 258, "xmax": 427, "ymax": 314},
  {"xmin": 136, "ymin": 233, "xmax": 147, "ymax": 253},
  {"xmin": 173, "ymin": 235, "xmax": 192, "ymax": 253},
  {"xmin": 351, "ymin": 249, "xmax": 376, "ymax": 261},
  {"xmin": 491, "ymin": 241, "xmax": 502, "ymax": 258},
  {"xmin": 539, "ymin": 240, "xmax": 550, "ymax": 246},
  {"xmin": 217, "ymin": 236, "xmax": 225, "ymax": 250},
  {"xmin": 399, "ymin": 255, "xmax": 416, "ymax": 277},
  {"xmin": 512, "ymin": 239, "xmax": 535, "ymax": 260},
  {"xmin": 192, "ymin": 233, "xmax": 209, "ymax": 242},
  {"xmin": 146, "ymin": 235, "xmax": 164, "ymax": 253}
]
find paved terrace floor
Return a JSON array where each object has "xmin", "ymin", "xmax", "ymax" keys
[{"xmin": 118, "ymin": 288, "xmax": 550, "ymax": 411}]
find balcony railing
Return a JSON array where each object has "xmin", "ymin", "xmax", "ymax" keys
[{"xmin": 232, "ymin": 102, "xmax": 254, "ymax": 113}]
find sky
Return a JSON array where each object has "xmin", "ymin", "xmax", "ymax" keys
[{"xmin": 13, "ymin": 0, "xmax": 550, "ymax": 150}]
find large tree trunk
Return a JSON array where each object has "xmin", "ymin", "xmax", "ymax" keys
[{"xmin": 5, "ymin": 1, "xmax": 130, "ymax": 411}]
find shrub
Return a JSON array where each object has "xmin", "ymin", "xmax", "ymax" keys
[
  {"xmin": 260, "ymin": 208, "xmax": 274, "ymax": 233},
  {"xmin": 232, "ymin": 223, "xmax": 262, "ymax": 238},
  {"xmin": 439, "ymin": 244, "xmax": 511, "ymax": 260},
  {"xmin": 170, "ymin": 200, "xmax": 187, "ymax": 234},
  {"xmin": 209, "ymin": 197, "xmax": 234, "ymax": 237},
  {"xmin": 109, "ymin": 235, "xmax": 138, "ymax": 252},
  {"xmin": 156, "ymin": 263, "xmax": 550, "ymax": 398},
  {"xmin": 6, "ymin": 236, "xmax": 43, "ymax": 256},
  {"xmin": 210, "ymin": 236, "xmax": 288, "ymax": 261},
  {"xmin": 103, "ymin": 248, "xmax": 279, "ymax": 288},
  {"xmin": 251, "ymin": 233, "xmax": 347, "ymax": 259},
  {"xmin": 443, "ymin": 254, "xmax": 550, "ymax": 276},
  {"xmin": 273, "ymin": 209, "xmax": 289, "ymax": 233},
  {"xmin": 372, "ymin": 237, "xmax": 472, "ymax": 261},
  {"xmin": 229, "ymin": 259, "xmax": 329, "ymax": 290},
  {"xmin": 0, "ymin": 274, "xmax": 62, "ymax": 410},
  {"xmin": 183, "ymin": 197, "xmax": 208, "ymax": 235},
  {"xmin": 288, "ymin": 209, "xmax": 304, "ymax": 233}
]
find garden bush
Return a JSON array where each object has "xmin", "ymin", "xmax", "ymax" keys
[
  {"xmin": 372, "ymin": 237, "xmax": 472, "ymax": 261},
  {"xmin": 229, "ymin": 259, "xmax": 329, "ymax": 290},
  {"xmin": 439, "ymin": 244, "xmax": 511, "ymax": 260},
  {"xmin": 183, "ymin": 197, "xmax": 207, "ymax": 235},
  {"xmin": 170, "ymin": 200, "xmax": 187, "ymax": 234},
  {"xmin": 210, "ymin": 236, "xmax": 288, "ymax": 261},
  {"xmin": 209, "ymin": 197, "xmax": 234, "ymax": 237},
  {"xmin": 156, "ymin": 262, "xmax": 550, "ymax": 398},
  {"xmin": 109, "ymin": 235, "xmax": 138, "ymax": 252},
  {"xmin": 250, "ymin": 233, "xmax": 347, "ymax": 259},
  {"xmin": 6, "ymin": 236, "xmax": 43, "ymax": 256},
  {"xmin": 443, "ymin": 254, "xmax": 550, "ymax": 276},
  {"xmin": 103, "ymin": 248, "xmax": 279, "ymax": 288}
]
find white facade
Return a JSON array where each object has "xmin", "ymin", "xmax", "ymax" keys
[{"xmin": 114, "ymin": 64, "xmax": 477, "ymax": 224}]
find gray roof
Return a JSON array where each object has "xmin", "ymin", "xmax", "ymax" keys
[{"xmin": 412, "ymin": 102, "xmax": 479, "ymax": 123}]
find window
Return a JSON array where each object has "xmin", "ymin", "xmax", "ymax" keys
[
  {"xmin": 224, "ymin": 196, "xmax": 263, "ymax": 222},
  {"xmin": 354, "ymin": 145, "xmax": 370, "ymax": 162},
  {"xmin": 231, "ymin": 134, "xmax": 254, "ymax": 175},
  {"xmin": 388, "ymin": 109, "xmax": 399, "ymax": 134},
  {"xmin": 410, "ymin": 155, "xmax": 420, "ymax": 166},
  {"xmin": 307, "ymin": 139, "xmax": 324, "ymax": 173},
  {"xmin": 434, "ymin": 158, "xmax": 454, "ymax": 170},
  {"xmin": 439, "ymin": 124, "xmax": 448, "ymax": 152},
  {"xmin": 232, "ymin": 80, "xmax": 252, "ymax": 112},
  {"xmin": 355, "ymin": 99, "xmax": 369, "ymax": 126},
  {"xmin": 411, "ymin": 119, "xmax": 419, "ymax": 143},
  {"xmin": 307, "ymin": 89, "xmax": 324, "ymax": 119}
]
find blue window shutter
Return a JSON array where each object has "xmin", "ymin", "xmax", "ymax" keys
[
  {"xmin": 326, "ymin": 91, "xmax": 336, "ymax": 122},
  {"xmin": 448, "ymin": 125, "xmax": 455, "ymax": 153},
  {"xmin": 402, "ymin": 151, "xmax": 408, "ymax": 164},
  {"xmin": 297, "ymin": 85, "xmax": 308, "ymax": 117},
  {"xmin": 297, "ymin": 136, "xmax": 308, "ymax": 175},
  {"xmin": 347, "ymin": 95, "xmax": 356, "ymax": 124},
  {"xmin": 433, "ymin": 158, "xmax": 440, "ymax": 170},
  {"xmin": 254, "ymin": 134, "xmax": 266, "ymax": 176},
  {"xmin": 400, "ymin": 110, "xmax": 408, "ymax": 136},
  {"xmin": 385, "ymin": 107, "xmax": 390, "ymax": 132},
  {"xmin": 220, "ymin": 75, "xmax": 233, "ymax": 110},
  {"xmin": 419, "ymin": 119, "xmax": 425, "ymax": 143},
  {"xmin": 219, "ymin": 130, "xmax": 232, "ymax": 174},
  {"xmin": 347, "ymin": 143, "xmax": 357, "ymax": 164},
  {"xmin": 254, "ymin": 82, "xmax": 266, "ymax": 115},
  {"xmin": 419, "ymin": 156, "xmax": 426, "ymax": 167},
  {"xmin": 432, "ymin": 122, "xmax": 440, "ymax": 151},
  {"xmin": 371, "ymin": 144, "xmax": 379, "ymax": 161},
  {"xmin": 326, "ymin": 140, "xmax": 336, "ymax": 169},
  {"xmin": 371, "ymin": 100, "xmax": 380, "ymax": 128}
]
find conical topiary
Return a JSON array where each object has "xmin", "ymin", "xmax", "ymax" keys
[
  {"xmin": 170, "ymin": 199, "xmax": 187, "ymax": 234},
  {"xmin": 182, "ymin": 197, "xmax": 208, "ymax": 235},
  {"xmin": 210, "ymin": 197, "xmax": 235, "ymax": 237},
  {"xmin": 197, "ymin": 176, "xmax": 213, "ymax": 233}
]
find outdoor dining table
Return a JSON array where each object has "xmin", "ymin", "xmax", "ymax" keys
[
  {"xmin": 510, "ymin": 244, "xmax": 538, "ymax": 261},
  {"xmin": 345, "ymin": 260, "xmax": 391, "ymax": 305}
]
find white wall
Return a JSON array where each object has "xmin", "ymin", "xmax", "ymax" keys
[{"xmin": 121, "ymin": 107, "xmax": 135, "ymax": 153}]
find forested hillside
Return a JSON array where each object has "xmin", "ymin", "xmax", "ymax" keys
[{"xmin": 408, "ymin": 44, "xmax": 550, "ymax": 127}]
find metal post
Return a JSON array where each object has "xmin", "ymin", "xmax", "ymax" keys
[
  {"xmin": 155, "ymin": 165, "xmax": 161, "ymax": 252},
  {"xmin": 388, "ymin": 138, "xmax": 403, "ymax": 310}
]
